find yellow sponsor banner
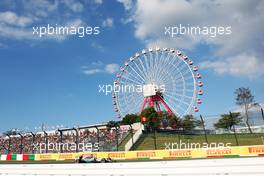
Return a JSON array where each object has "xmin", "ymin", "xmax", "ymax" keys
[
  {"xmin": 229, "ymin": 146, "xmax": 249, "ymax": 155},
  {"xmin": 136, "ymin": 151, "xmax": 156, "ymax": 158},
  {"xmin": 168, "ymin": 149, "xmax": 192, "ymax": 157},
  {"xmin": 247, "ymin": 146, "xmax": 264, "ymax": 155},
  {"xmin": 35, "ymin": 153, "xmax": 59, "ymax": 160},
  {"xmin": 124, "ymin": 151, "xmax": 137, "ymax": 159},
  {"xmin": 191, "ymin": 149, "xmax": 207, "ymax": 158},
  {"xmin": 58, "ymin": 153, "xmax": 74, "ymax": 160},
  {"xmin": 107, "ymin": 152, "xmax": 126, "ymax": 159},
  {"xmin": 206, "ymin": 148, "xmax": 232, "ymax": 157},
  {"xmin": 35, "ymin": 145, "xmax": 264, "ymax": 161}
]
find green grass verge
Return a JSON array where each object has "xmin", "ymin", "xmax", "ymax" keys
[
  {"xmin": 132, "ymin": 132, "xmax": 264, "ymax": 150},
  {"xmin": 118, "ymin": 132, "xmax": 133, "ymax": 151}
]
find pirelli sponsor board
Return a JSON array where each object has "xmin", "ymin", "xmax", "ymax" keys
[
  {"xmin": 169, "ymin": 150, "xmax": 192, "ymax": 157},
  {"xmin": 82, "ymin": 153, "xmax": 97, "ymax": 158},
  {"xmin": 37, "ymin": 154, "xmax": 53, "ymax": 160},
  {"xmin": 206, "ymin": 148, "xmax": 232, "ymax": 157},
  {"xmin": 58, "ymin": 153, "xmax": 74, "ymax": 160},
  {"xmin": 136, "ymin": 151, "xmax": 156, "ymax": 158},
  {"xmin": 108, "ymin": 152, "xmax": 126, "ymax": 159},
  {"xmin": 248, "ymin": 146, "xmax": 264, "ymax": 154}
]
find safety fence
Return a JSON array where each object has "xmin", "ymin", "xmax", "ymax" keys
[{"xmin": 0, "ymin": 123, "xmax": 143, "ymax": 154}]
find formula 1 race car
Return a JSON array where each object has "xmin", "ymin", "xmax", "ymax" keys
[{"xmin": 75, "ymin": 154, "xmax": 113, "ymax": 163}]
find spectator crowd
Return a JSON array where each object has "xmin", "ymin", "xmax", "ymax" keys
[{"xmin": 0, "ymin": 125, "xmax": 131, "ymax": 154}]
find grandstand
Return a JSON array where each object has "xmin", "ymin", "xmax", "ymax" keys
[{"xmin": 0, "ymin": 123, "xmax": 142, "ymax": 154}]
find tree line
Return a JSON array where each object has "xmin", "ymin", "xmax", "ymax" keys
[{"xmin": 107, "ymin": 87, "xmax": 261, "ymax": 134}]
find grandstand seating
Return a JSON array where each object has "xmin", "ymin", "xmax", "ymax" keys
[{"xmin": 0, "ymin": 125, "xmax": 132, "ymax": 154}]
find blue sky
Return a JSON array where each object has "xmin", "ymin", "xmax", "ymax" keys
[{"xmin": 0, "ymin": 0, "xmax": 263, "ymax": 132}]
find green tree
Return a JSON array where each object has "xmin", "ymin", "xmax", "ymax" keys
[
  {"xmin": 121, "ymin": 114, "xmax": 140, "ymax": 125},
  {"xmin": 182, "ymin": 115, "xmax": 197, "ymax": 132},
  {"xmin": 141, "ymin": 107, "xmax": 160, "ymax": 131},
  {"xmin": 195, "ymin": 119, "xmax": 204, "ymax": 128},
  {"xmin": 168, "ymin": 114, "xmax": 182, "ymax": 129},
  {"xmin": 106, "ymin": 120, "xmax": 120, "ymax": 131},
  {"xmin": 235, "ymin": 87, "xmax": 255, "ymax": 133},
  {"xmin": 214, "ymin": 112, "xmax": 242, "ymax": 131}
]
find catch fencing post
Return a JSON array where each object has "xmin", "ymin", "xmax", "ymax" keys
[
  {"xmin": 30, "ymin": 132, "xmax": 35, "ymax": 153},
  {"xmin": 95, "ymin": 126, "xmax": 100, "ymax": 151},
  {"xmin": 43, "ymin": 131, "xmax": 48, "ymax": 153},
  {"xmin": 18, "ymin": 133, "xmax": 23, "ymax": 154},
  {"xmin": 73, "ymin": 128, "xmax": 79, "ymax": 153},
  {"xmin": 200, "ymin": 115, "xmax": 208, "ymax": 144},
  {"xmin": 6, "ymin": 134, "xmax": 11, "ymax": 154},
  {"xmin": 261, "ymin": 108, "xmax": 264, "ymax": 121}
]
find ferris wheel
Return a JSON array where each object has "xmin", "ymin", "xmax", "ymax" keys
[{"xmin": 112, "ymin": 47, "xmax": 203, "ymax": 118}]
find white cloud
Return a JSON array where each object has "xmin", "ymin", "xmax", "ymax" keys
[
  {"xmin": 62, "ymin": 0, "xmax": 83, "ymax": 12},
  {"xmin": 23, "ymin": 0, "xmax": 59, "ymax": 17},
  {"xmin": 0, "ymin": 24, "xmax": 35, "ymax": 40},
  {"xmin": 82, "ymin": 69, "xmax": 103, "ymax": 75},
  {"xmin": 94, "ymin": 0, "xmax": 103, "ymax": 4},
  {"xmin": 122, "ymin": 0, "xmax": 264, "ymax": 79},
  {"xmin": 117, "ymin": 0, "xmax": 133, "ymax": 10},
  {"xmin": 0, "ymin": 11, "xmax": 37, "ymax": 40},
  {"xmin": 102, "ymin": 18, "xmax": 114, "ymax": 27},
  {"xmin": 45, "ymin": 18, "xmax": 84, "ymax": 41},
  {"xmin": 231, "ymin": 103, "xmax": 264, "ymax": 126},
  {"xmin": 0, "ymin": 15, "xmax": 84, "ymax": 41},
  {"xmin": 0, "ymin": 11, "xmax": 32, "ymax": 27},
  {"xmin": 91, "ymin": 61, "xmax": 104, "ymax": 66},
  {"xmin": 91, "ymin": 42, "xmax": 105, "ymax": 52},
  {"xmin": 233, "ymin": 103, "xmax": 264, "ymax": 113},
  {"xmin": 200, "ymin": 53, "xmax": 264, "ymax": 78},
  {"xmin": 0, "ymin": 1, "xmax": 86, "ymax": 41},
  {"xmin": 81, "ymin": 62, "xmax": 119, "ymax": 75},
  {"xmin": 105, "ymin": 64, "xmax": 119, "ymax": 74}
]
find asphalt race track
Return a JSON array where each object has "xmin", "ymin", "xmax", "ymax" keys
[{"xmin": 0, "ymin": 157, "xmax": 264, "ymax": 176}]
